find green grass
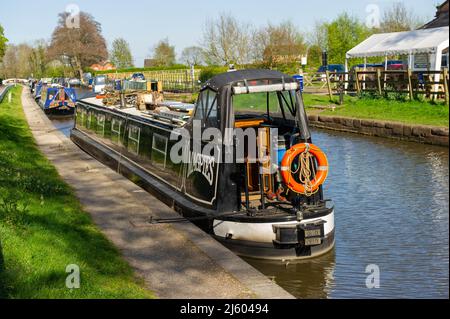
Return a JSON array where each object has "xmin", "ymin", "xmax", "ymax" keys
[
  {"xmin": 0, "ymin": 86, "xmax": 154, "ymax": 299},
  {"xmin": 319, "ymin": 95, "xmax": 449, "ymax": 127},
  {"xmin": 231, "ymin": 91, "xmax": 449, "ymax": 127}
]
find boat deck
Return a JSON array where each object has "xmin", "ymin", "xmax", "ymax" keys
[{"xmin": 80, "ymin": 97, "xmax": 193, "ymax": 127}]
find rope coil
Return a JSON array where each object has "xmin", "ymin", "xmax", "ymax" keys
[{"xmin": 280, "ymin": 143, "xmax": 328, "ymax": 196}]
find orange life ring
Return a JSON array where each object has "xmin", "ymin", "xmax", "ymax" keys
[{"xmin": 280, "ymin": 143, "xmax": 329, "ymax": 194}]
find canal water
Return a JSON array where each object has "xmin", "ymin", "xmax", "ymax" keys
[
  {"xmin": 48, "ymin": 88, "xmax": 94, "ymax": 137},
  {"xmin": 246, "ymin": 130, "xmax": 449, "ymax": 299},
  {"xmin": 49, "ymin": 112, "xmax": 449, "ymax": 299}
]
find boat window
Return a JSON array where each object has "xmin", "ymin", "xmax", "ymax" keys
[
  {"xmin": 95, "ymin": 76, "xmax": 106, "ymax": 85},
  {"xmin": 128, "ymin": 125, "xmax": 141, "ymax": 155},
  {"xmin": 96, "ymin": 114, "xmax": 106, "ymax": 137},
  {"xmin": 193, "ymin": 89, "xmax": 218, "ymax": 127},
  {"xmin": 87, "ymin": 111, "xmax": 94, "ymax": 129},
  {"xmin": 111, "ymin": 118, "xmax": 122, "ymax": 145},
  {"xmin": 152, "ymin": 133, "xmax": 168, "ymax": 168},
  {"xmin": 233, "ymin": 89, "xmax": 300, "ymax": 119}
]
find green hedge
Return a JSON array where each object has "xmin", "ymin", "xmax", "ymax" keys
[
  {"xmin": 90, "ymin": 64, "xmax": 203, "ymax": 75},
  {"xmin": 198, "ymin": 66, "xmax": 229, "ymax": 83}
]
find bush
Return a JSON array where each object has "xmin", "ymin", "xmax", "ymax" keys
[
  {"xmin": 199, "ymin": 66, "xmax": 228, "ymax": 83},
  {"xmin": 91, "ymin": 64, "xmax": 198, "ymax": 75},
  {"xmin": 358, "ymin": 90, "xmax": 380, "ymax": 100},
  {"xmin": 384, "ymin": 86, "xmax": 409, "ymax": 102}
]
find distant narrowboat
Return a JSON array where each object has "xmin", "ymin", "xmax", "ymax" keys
[
  {"xmin": 35, "ymin": 81, "xmax": 77, "ymax": 114},
  {"xmin": 70, "ymin": 69, "xmax": 335, "ymax": 260}
]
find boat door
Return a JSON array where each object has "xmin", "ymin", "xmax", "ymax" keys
[{"xmin": 183, "ymin": 88, "xmax": 221, "ymax": 208}]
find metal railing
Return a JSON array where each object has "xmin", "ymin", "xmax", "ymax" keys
[{"xmin": 0, "ymin": 85, "xmax": 13, "ymax": 103}]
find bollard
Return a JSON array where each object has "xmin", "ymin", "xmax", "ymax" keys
[{"xmin": 8, "ymin": 92, "xmax": 11, "ymax": 103}]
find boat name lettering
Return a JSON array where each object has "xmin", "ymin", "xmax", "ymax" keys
[{"xmin": 187, "ymin": 151, "xmax": 215, "ymax": 186}]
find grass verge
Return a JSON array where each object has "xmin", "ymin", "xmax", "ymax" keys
[
  {"xmin": 232, "ymin": 92, "xmax": 448, "ymax": 127},
  {"xmin": 317, "ymin": 95, "xmax": 449, "ymax": 127},
  {"xmin": 0, "ymin": 86, "xmax": 154, "ymax": 299}
]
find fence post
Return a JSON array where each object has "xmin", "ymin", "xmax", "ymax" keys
[
  {"xmin": 326, "ymin": 70, "xmax": 333, "ymax": 101},
  {"xmin": 407, "ymin": 69, "xmax": 414, "ymax": 101},
  {"xmin": 355, "ymin": 70, "xmax": 360, "ymax": 94},
  {"xmin": 376, "ymin": 69, "xmax": 382, "ymax": 96},
  {"xmin": 443, "ymin": 68, "xmax": 449, "ymax": 105}
]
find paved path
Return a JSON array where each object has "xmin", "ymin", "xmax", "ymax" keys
[{"xmin": 21, "ymin": 88, "xmax": 294, "ymax": 299}]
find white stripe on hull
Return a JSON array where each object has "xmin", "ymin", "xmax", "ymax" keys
[{"xmin": 213, "ymin": 210, "xmax": 334, "ymax": 243}]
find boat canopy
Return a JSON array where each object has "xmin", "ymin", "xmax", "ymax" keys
[{"xmin": 202, "ymin": 69, "xmax": 298, "ymax": 92}]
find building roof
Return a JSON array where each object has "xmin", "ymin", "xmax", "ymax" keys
[
  {"xmin": 421, "ymin": 0, "xmax": 449, "ymax": 29},
  {"xmin": 346, "ymin": 27, "xmax": 449, "ymax": 58},
  {"xmin": 204, "ymin": 69, "xmax": 296, "ymax": 91}
]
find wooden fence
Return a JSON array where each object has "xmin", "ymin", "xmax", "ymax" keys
[
  {"xmin": 105, "ymin": 69, "xmax": 201, "ymax": 93},
  {"xmin": 323, "ymin": 68, "xmax": 449, "ymax": 103}
]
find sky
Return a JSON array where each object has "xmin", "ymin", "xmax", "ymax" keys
[{"xmin": 0, "ymin": 0, "xmax": 440, "ymax": 67}]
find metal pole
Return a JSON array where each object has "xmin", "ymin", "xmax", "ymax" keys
[
  {"xmin": 384, "ymin": 55, "xmax": 388, "ymax": 90},
  {"xmin": 363, "ymin": 57, "xmax": 367, "ymax": 90}
]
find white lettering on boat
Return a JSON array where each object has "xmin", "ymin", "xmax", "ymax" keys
[{"xmin": 186, "ymin": 151, "xmax": 215, "ymax": 186}]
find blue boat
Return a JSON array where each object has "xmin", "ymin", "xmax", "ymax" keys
[{"xmin": 36, "ymin": 82, "xmax": 77, "ymax": 114}]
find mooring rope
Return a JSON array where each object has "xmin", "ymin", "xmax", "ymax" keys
[{"xmin": 293, "ymin": 143, "xmax": 319, "ymax": 197}]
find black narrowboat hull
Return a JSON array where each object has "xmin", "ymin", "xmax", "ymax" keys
[
  {"xmin": 71, "ymin": 72, "xmax": 336, "ymax": 260},
  {"xmin": 71, "ymin": 122, "xmax": 335, "ymax": 260}
]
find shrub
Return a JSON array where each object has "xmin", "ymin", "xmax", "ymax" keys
[{"xmin": 199, "ymin": 66, "xmax": 228, "ymax": 83}]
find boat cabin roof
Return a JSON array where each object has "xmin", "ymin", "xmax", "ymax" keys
[{"xmin": 202, "ymin": 69, "xmax": 297, "ymax": 92}]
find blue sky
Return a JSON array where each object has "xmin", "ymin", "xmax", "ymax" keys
[{"xmin": 0, "ymin": 0, "xmax": 440, "ymax": 66}]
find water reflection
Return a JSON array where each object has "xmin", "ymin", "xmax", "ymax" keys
[
  {"xmin": 47, "ymin": 115, "xmax": 74, "ymax": 137},
  {"xmin": 248, "ymin": 129, "xmax": 448, "ymax": 299},
  {"xmin": 245, "ymin": 250, "xmax": 337, "ymax": 299}
]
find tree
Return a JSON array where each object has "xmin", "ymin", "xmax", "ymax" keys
[
  {"xmin": 48, "ymin": 11, "xmax": 108, "ymax": 78},
  {"xmin": 254, "ymin": 21, "xmax": 307, "ymax": 67},
  {"xmin": 202, "ymin": 14, "xmax": 253, "ymax": 66},
  {"xmin": 0, "ymin": 44, "xmax": 36, "ymax": 78},
  {"xmin": 110, "ymin": 38, "xmax": 134, "ymax": 69},
  {"xmin": 326, "ymin": 13, "xmax": 371, "ymax": 64},
  {"xmin": 29, "ymin": 40, "xmax": 48, "ymax": 79},
  {"xmin": 380, "ymin": 2, "xmax": 419, "ymax": 32},
  {"xmin": 151, "ymin": 38, "xmax": 176, "ymax": 67},
  {"xmin": 0, "ymin": 45, "xmax": 18, "ymax": 78},
  {"xmin": 180, "ymin": 46, "xmax": 205, "ymax": 66},
  {"xmin": 0, "ymin": 24, "xmax": 7, "ymax": 62},
  {"xmin": 307, "ymin": 21, "xmax": 328, "ymax": 51}
]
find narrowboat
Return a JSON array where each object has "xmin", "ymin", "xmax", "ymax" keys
[
  {"xmin": 35, "ymin": 81, "xmax": 77, "ymax": 114},
  {"xmin": 70, "ymin": 69, "xmax": 335, "ymax": 260}
]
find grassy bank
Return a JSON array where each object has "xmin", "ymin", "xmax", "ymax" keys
[
  {"xmin": 0, "ymin": 86, "xmax": 154, "ymax": 299},
  {"xmin": 233, "ymin": 92, "xmax": 448, "ymax": 127},
  {"xmin": 317, "ymin": 95, "xmax": 449, "ymax": 127}
]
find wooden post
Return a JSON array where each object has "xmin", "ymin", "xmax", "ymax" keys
[
  {"xmin": 326, "ymin": 70, "xmax": 333, "ymax": 101},
  {"xmin": 157, "ymin": 81, "xmax": 163, "ymax": 93},
  {"xmin": 376, "ymin": 69, "xmax": 382, "ymax": 96},
  {"xmin": 355, "ymin": 70, "xmax": 360, "ymax": 94},
  {"xmin": 443, "ymin": 68, "xmax": 449, "ymax": 105},
  {"xmin": 407, "ymin": 69, "xmax": 414, "ymax": 100}
]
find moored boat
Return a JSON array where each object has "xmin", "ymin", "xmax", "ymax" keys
[
  {"xmin": 70, "ymin": 69, "xmax": 335, "ymax": 260},
  {"xmin": 34, "ymin": 79, "xmax": 77, "ymax": 114}
]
